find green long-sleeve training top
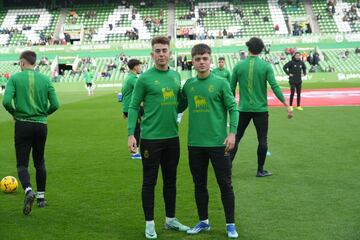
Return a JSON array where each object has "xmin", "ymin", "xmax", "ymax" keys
[
  {"xmin": 2, "ymin": 69, "xmax": 59, "ymax": 123},
  {"xmin": 178, "ymin": 73, "xmax": 239, "ymax": 147},
  {"xmin": 128, "ymin": 67, "xmax": 181, "ymax": 140},
  {"xmin": 121, "ymin": 72, "xmax": 138, "ymax": 113},
  {"xmin": 230, "ymin": 56, "xmax": 285, "ymax": 112},
  {"xmin": 212, "ymin": 67, "xmax": 231, "ymax": 83}
]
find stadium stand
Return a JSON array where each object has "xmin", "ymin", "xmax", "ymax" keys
[
  {"xmin": 281, "ymin": 0, "xmax": 307, "ymax": 18},
  {"xmin": 84, "ymin": 1, "xmax": 167, "ymax": 43},
  {"xmin": 322, "ymin": 49, "xmax": 360, "ymax": 73},
  {"xmin": 0, "ymin": 8, "xmax": 59, "ymax": 46},
  {"xmin": 176, "ymin": 0, "xmax": 284, "ymax": 40},
  {"xmin": 0, "ymin": 54, "xmax": 153, "ymax": 84},
  {"xmin": 1, "ymin": 0, "xmax": 360, "ymax": 84},
  {"xmin": 312, "ymin": 0, "xmax": 339, "ymax": 33},
  {"xmin": 268, "ymin": 0, "xmax": 289, "ymax": 35}
]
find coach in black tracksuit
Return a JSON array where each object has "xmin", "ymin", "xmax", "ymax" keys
[{"xmin": 283, "ymin": 52, "xmax": 306, "ymax": 110}]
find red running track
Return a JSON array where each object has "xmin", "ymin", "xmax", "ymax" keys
[{"xmin": 237, "ymin": 88, "xmax": 360, "ymax": 107}]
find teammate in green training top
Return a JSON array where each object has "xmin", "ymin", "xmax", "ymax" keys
[
  {"xmin": 230, "ymin": 37, "xmax": 293, "ymax": 177},
  {"xmin": 84, "ymin": 68, "xmax": 94, "ymax": 96},
  {"xmin": 0, "ymin": 73, "xmax": 7, "ymax": 95},
  {"xmin": 127, "ymin": 36, "xmax": 190, "ymax": 239},
  {"xmin": 178, "ymin": 44, "xmax": 239, "ymax": 239},
  {"xmin": 212, "ymin": 57, "xmax": 232, "ymax": 127},
  {"xmin": 212, "ymin": 57, "xmax": 231, "ymax": 83},
  {"xmin": 121, "ymin": 59, "xmax": 143, "ymax": 160},
  {"xmin": 2, "ymin": 50, "xmax": 59, "ymax": 215}
]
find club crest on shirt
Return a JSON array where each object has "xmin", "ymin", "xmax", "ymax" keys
[
  {"xmin": 154, "ymin": 80, "xmax": 160, "ymax": 85},
  {"xmin": 143, "ymin": 150, "xmax": 149, "ymax": 159},
  {"xmin": 190, "ymin": 87, "xmax": 195, "ymax": 92},
  {"xmin": 208, "ymin": 84, "xmax": 215, "ymax": 93}
]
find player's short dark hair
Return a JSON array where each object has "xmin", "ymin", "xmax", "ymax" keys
[
  {"xmin": 294, "ymin": 51, "xmax": 301, "ymax": 55},
  {"xmin": 246, "ymin": 37, "xmax": 265, "ymax": 55},
  {"xmin": 127, "ymin": 59, "xmax": 141, "ymax": 70},
  {"xmin": 20, "ymin": 50, "xmax": 37, "ymax": 65},
  {"xmin": 218, "ymin": 57, "xmax": 225, "ymax": 61},
  {"xmin": 191, "ymin": 43, "xmax": 212, "ymax": 57},
  {"xmin": 151, "ymin": 36, "xmax": 170, "ymax": 47}
]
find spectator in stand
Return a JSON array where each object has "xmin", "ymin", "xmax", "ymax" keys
[
  {"xmin": 331, "ymin": 5, "xmax": 335, "ymax": 15},
  {"xmin": 188, "ymin": 28, "xmax": 195, "ymax": 40},
  {"xmin": 328, "ymin": 65, "xmax": 335, "ymax": 72},
  {"xmin": 244, "ymin": 18, "xmax": 250, "ymax": 26},
  {"xmin": 274, "ymin": 24, "xmax": 280, "ymax": 31},
  {"xmin": 316, "ymin": 13, "xmax": 321, "ymax": 20},
  {"xmin": 355, "ymin": 47, "xmax": 360, "ymax": 55},
  {"xmin": 4, "ymin": 72, "xmax": 10, "ymax": 80},
  {"xmin": 223, "ymin": 29, "xmax": 228, "ymax": 37},
  {"xmin": 264, "ymin": 45, "xmax": 271, "ymax": 55},
  {"xmin": 312, "ymin": 51, "xmax": 320, "ymax": 66},
  {"xmin": 182, "ymin": 56, "xmax": 187, "ymax": 71},
  {"xmin": 218, "ymin": 30, "xmax": 223, "ymax": 39},
  {"xmin": 183, "ymin": 28, "xmax": 189, "ymax": 38},
  {"xmin": 240, "ymin": 51, "xmax": 246, "ymax": 60},
  {"xmin": 302, "ymin": 52, "xmax": 308, "ymax": 62}
]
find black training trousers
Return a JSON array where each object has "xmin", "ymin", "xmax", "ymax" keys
[
  {"xmin": 15, "ymin": 120, "xmax": 47, "ymax": 192},
  {"xmin": 230, "ymin": 112, "xmax": 269, "ymax": 172},
  {"xmin": 188, "ymin": 146, "xmax": 235, "ymax": 223},
  {"xmin": 289, "ymin": 82, "xmax": 302, "ymax": 107},
  {"xmin": 140, "ymin": 137, "xmax": 180, "ymax": 221}
]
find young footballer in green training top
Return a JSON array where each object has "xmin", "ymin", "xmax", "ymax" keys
[
  {"xmin": 212, "ymin": 57, "xmax": 231, "ymax": 83},
  {"xmin": 230, "ymin": 37, "xmax": 293, "ymax": 177},
  {"xmin": 122, "ymin": 59, "xmax": 142, "ymax": 160},
  {"xmin": 178, "ymin": 44, "xmax": 239, "ymax": 238},
  {"xmin": 84, "ymin": 68, "xmax": 94, "ymax": 96},
  {"xmin": 127, "ymin": 36, "xmax": 189, "ymax": 239},
  {"xmin": 2, "ymin": 50, "xmax": 59, "ymax": 215},
  {"xmin": 212, "ymin": 57, "xmax": 232, "ymax": 127},
  {"xmin": 0, "ymin": 73, "xmax": 7, "ymax": 95}
]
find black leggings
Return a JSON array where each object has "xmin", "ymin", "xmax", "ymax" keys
[
  {"xmin": 15, "ymin": 121, "xmax": 47, "ymax": 192},
  {"xmin": 230, "ymin": 112, "xmax": 268, "ymax": 172},
  {"xmin": 290, "ymin": 82, "xmax": 302, "ymax": 107},
  {"xmin": 189, "ymin": 146, "xmax": 235, "ymax": 223},
  {"xmin": 140, "ymin": 137, "xmax": 180, "ymax": 221}
]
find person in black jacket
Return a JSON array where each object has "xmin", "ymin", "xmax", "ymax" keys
[{"xmin": 283, "ymin": 52, "xmax": 306, "ymax": 110}]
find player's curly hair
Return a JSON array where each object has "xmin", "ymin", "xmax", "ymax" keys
[{"xmin": 246, "ymin": 37, "xmax": 265, "ymax": 55}]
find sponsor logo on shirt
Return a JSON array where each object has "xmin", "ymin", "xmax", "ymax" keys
[
  {"xmin": 161, "ymin": 87, "xmax": 177, "ymax": 106},
  {"xmin": 162, "ymin": 88, "xmax": 175, "ymax": 100},
  {"xmin": 193, "ymin": 95, "xmax": 209, "ymax": 112}
]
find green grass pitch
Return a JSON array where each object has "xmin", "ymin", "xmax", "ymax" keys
[{"xmin": 0, "ymin": 85, "xmax": 359, "ymax": 240}]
